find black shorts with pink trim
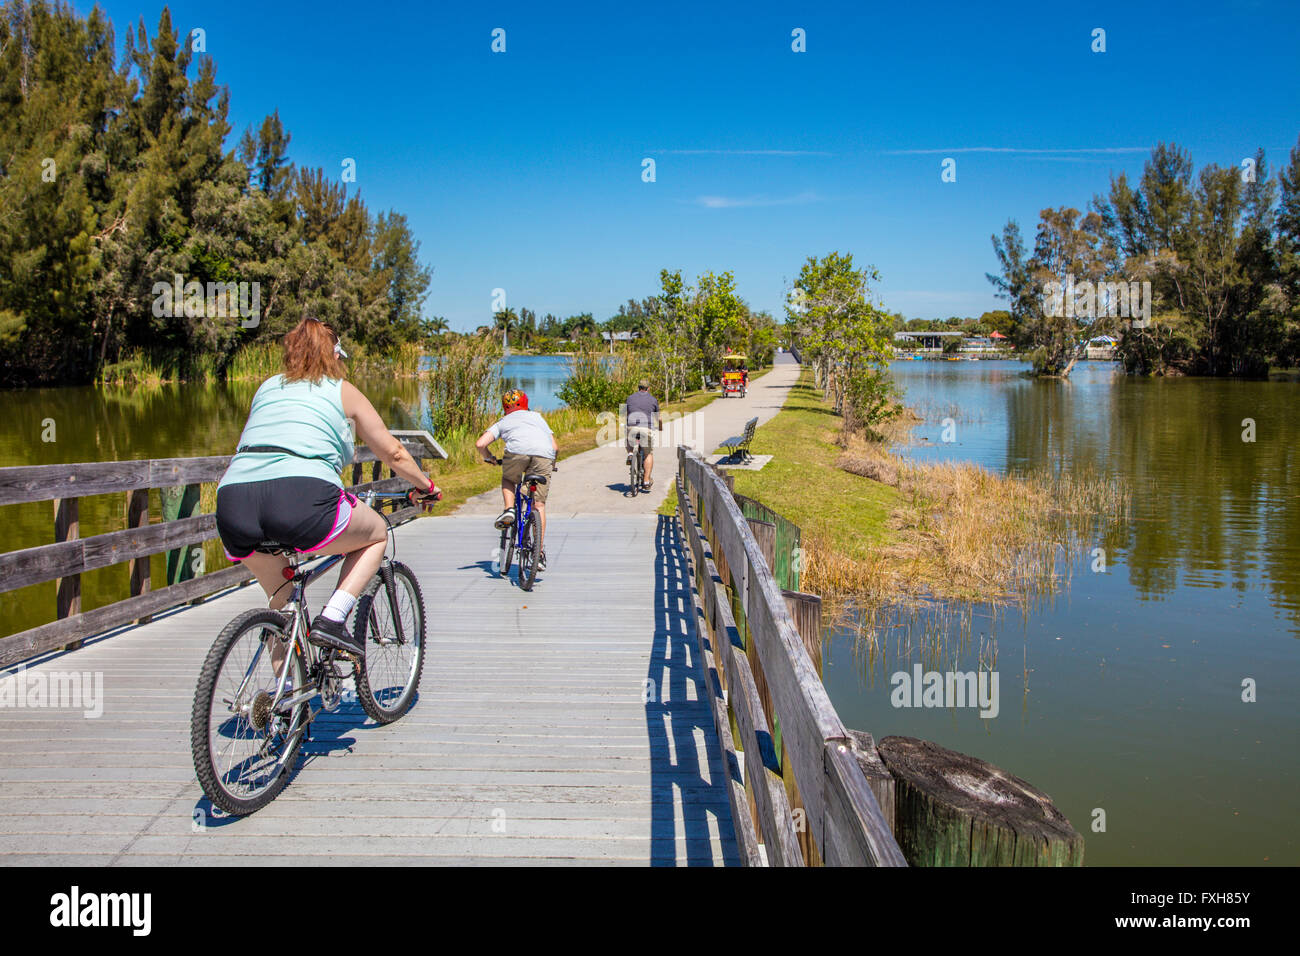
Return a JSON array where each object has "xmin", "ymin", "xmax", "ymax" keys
[{"xmin": 216, "ymin": 477, "xmax": 358, "ymax": 561}]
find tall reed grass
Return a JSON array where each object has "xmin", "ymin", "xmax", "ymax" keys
[
  {"xmin": 97, "ymin": 349, "xmax": 222, "ymax": 386},
  {"xmin": 351, "ymin": 340, "xmax": 422, "ymax": 378},
  {"xmin": 226, "ymin": 342, "xmax": 281, "ymax": 381},
  {"xmin": 424, "ymin": 334, "xmax": 504, "ymax": 435},
  {"xmin": 814, "ymin": 423, "xmax": 1130, "ymax": 609}
]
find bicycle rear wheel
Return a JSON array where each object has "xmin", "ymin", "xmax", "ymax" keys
[
  {"xmin": 190, "ymin": 609, "xmax": 308, "ymax": 816},
  {"xmin": 353, "ymin": 560, "xmax": 426, "ymax": 723},
  {"xmin": 629, "ymin": 447, "xmax": 640, "ymax": 496},
  {"xmin": 518, "ymin": 512, "xmax": 541, "ymax": 591}
]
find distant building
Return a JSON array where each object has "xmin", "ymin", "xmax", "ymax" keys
[
  {"xmin": 894, "ymin": 330, "xmax": 964, "ymax": 350},
  {"xmin": 1086, "ymin": 334, "xmax": 1118, "ymax": 360},
  {"xmin": 601, "ymin": 330, "xmax": 640, "ymax": 343}
]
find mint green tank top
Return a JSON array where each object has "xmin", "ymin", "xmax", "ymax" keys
[{"xmin": 218, "ymin": 375, "xmax": 355, "ymax": 490}]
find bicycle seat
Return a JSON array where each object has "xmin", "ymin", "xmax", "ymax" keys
[
  {"xmin": 253, "ymin": 540, "xmax": 296, "ymax": 555},
  {"xmin": 524, "ymin": 474, "xmax": 548, "ymax": 485}
]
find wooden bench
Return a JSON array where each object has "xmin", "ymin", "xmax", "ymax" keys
[{"xmin": 721, "ymin": 416, "xmax": 759, "ymax": 463}]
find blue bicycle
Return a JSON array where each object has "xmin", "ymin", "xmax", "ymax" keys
[{"xmin": 491, "ymin": 459, "xmax": 555, "ymax": 592}]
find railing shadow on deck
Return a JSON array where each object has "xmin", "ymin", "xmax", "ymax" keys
[{"xmin": 645, "ymin": 514, "xmax": 741, "ymax": 866}]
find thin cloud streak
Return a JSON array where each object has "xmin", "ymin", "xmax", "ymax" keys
[
  {"xmin": 687, "ymin": 191, "xmax": 822, "ymax": 209},
  {"xmin": 655, "ymin": 149, "xmax": 834, "ymax": 156},
  {"xmin": 882, "ymin": 146, "xmax": 1152, "ymax": 155}
]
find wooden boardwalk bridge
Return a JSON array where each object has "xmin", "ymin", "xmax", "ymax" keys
[
  {"xmin": 0, "ymin": 370, "xmax": 904, "ymax": 866},
  {"xmin": 1, "ymin": 513, "xmax": 738, "ymax": 864}
]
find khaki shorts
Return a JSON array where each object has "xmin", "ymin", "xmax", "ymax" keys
[
  {"xmin": 625, "ymin": 425, "xmax": 655, "ymax": 452},
  {"xmin": 502, "ymin": 453, "xmax": 553, "ymax": 503}
]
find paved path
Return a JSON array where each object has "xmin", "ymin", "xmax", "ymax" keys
[{"xmin": 457, "ymin": 353, "xmax": 800, "ymax": 518}]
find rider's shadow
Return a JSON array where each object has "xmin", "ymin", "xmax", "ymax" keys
[
  {"xmin": 298, "ymin": 695, "xmax": 377, "ymax": 757},
  {"xmin": 460, "ymin": 558, "xmax": 503, "ymax": 579},
  {"xmin": 190, "ymin": 694, "xmax": 403, "ymax": 825}
]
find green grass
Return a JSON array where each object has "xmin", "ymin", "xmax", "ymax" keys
[{"xmin": 659, "ymin": 370, "xmax": 899, "ymax": 557}]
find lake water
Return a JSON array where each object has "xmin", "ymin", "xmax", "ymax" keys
[{"xmin": 821, "ymin": 359, "xmax": 1299, "ymax": 865}]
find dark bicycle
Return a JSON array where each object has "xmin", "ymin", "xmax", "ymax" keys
[
  {"xmin": 627, "ymin": 432, "xmax": 647, "ymax": 496},
  {"xmin": 190, "ymin": 490, "xmax": 426, "ymax": 816},
  {"xmin": 492, "ymin": 460, "xmax": 553, "ymax": 592}
]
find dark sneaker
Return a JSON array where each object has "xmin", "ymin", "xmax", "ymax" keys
[
  {"xmin": 494, "ymin": 510, "xmax": 515, "ymax": 530},
  {"xmin": 644, "ymin": 477, "xmax": 654, "ymax": 489},
  {"xmin": 308, "ymin": 615, "xmax": 364, "ymax": 658},
  {"xmin": 538, "ymin": 550, "xmax": 547, "ymax": 571}
]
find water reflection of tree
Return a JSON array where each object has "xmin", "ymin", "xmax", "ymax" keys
[{"xmin": 1004, "ymin": 374, "xmax": 1299, "ymax": 629}]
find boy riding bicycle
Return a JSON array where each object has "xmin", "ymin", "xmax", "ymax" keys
[{"xmin": 475, "ymin": 389, "xmax": 557, "ymax": 569}]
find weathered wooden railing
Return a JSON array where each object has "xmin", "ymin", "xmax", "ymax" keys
[
  {"xmin": 675, "ymin": 446, "xmax": 906, "ymax": 866},
  {"xmin": 0, "ymin": 433, "xmax": 445, "ymax": 668}
]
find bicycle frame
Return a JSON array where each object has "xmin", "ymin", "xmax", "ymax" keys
[
  {"xmin": 510, "ymin": 484, "xmax": 537, "ymax": 549},
  {"xmin": 231, "ymin": 489, "xmax": 409, "ymax": 734}
]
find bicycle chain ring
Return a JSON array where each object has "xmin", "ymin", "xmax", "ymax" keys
[{"xmin": 320, "ymin": 659, "xmax": 345, "ymax": 712}]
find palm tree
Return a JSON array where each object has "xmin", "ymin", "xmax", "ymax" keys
[{"xmin": 494, "ymin": 308, "xmax": 517, "ymax": 351}]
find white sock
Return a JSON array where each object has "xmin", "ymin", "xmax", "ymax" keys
[{"xmin": 322, "ymin": 590, "xmax": 357, "ymax": 623}]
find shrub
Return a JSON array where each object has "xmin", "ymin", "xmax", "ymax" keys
[{"xmin": 557, "ymin": 348, "xmax": 641, "ymax": 411}]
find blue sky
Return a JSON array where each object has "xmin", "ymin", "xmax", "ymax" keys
[{"xmin": 84, "ymin": 0, "xmax": 1300, "ymax": 328}]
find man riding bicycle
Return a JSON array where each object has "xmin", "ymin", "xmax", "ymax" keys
[
  {"xmin": 475, "ymin": 389, "xmax": 557, "ymax": 570},
  {"xmin": 625, "ymin": 379, "xmax": 662, "ymax": 490}
]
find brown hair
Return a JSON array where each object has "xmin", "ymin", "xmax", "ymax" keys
[{"xmin": 282, "ymin": 318, "xmax": 347, "ymax": 384}]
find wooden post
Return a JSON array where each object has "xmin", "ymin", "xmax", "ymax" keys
[
  {"xmin": 846, "ymin": 730, "xmax": 896, "ymax": 838},
  {"xmin": 877, "ymin": 736, "xmax": 1085, "ymax": 866},
  {"xmin": 54, "ymin": 496, "xmax": 81, "ymax": 651},
  {"xmin": 781, "ymin": 590, "xmax": 822, "ymax": 678},
  {"xmin": 781, "ymin": 588, "xmax": 824, "ymax": 865},
  {"xmin": 160, "ymin": 483, "xmax": 202, "ymax": 585},
  {"xmin": 126, "ymin": 488, "xmax": 151, "ymax": 624},
  {"xmin": 746, "ymin": 518, "xmax": 775, "ymax": 572}
]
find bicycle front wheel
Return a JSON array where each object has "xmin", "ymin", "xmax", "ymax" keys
[
  {"xmin": 499, "ymin": 525, "xmax": 515, "ymax": 577},
  {"xmin": 354, "ymin": 560, "xmax": 426, "ymax": 723},
  {"xmin": 190, "ymin": 609, "xmax": 308, "ymax": 816}
]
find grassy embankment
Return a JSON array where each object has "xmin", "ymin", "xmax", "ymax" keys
[{"xmin": 664, "ymin": 369, "xmax": 1128, "ymax": 611}]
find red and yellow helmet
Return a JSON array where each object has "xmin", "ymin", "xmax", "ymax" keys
[{"xmin": 502, "ymin": 388, "xmax": 529, "ymax": 413}]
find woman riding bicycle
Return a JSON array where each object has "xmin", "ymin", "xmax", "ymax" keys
[{"xmin": 215, "ymin": 318, "xmax": 441, "ymax": 659}]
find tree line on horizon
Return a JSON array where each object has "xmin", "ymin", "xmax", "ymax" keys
[
  {"xmin": 988, "ymin": 140, "xmax": 1300, "ymax": 377},
  {"xmin": 0, "ymin": 1, "xmax": 431, "ymax": 387}
]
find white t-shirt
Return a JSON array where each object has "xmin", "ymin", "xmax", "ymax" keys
[{"xmin": 489, "ymin": 409, "xmax": 555, "ymax": 458}]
